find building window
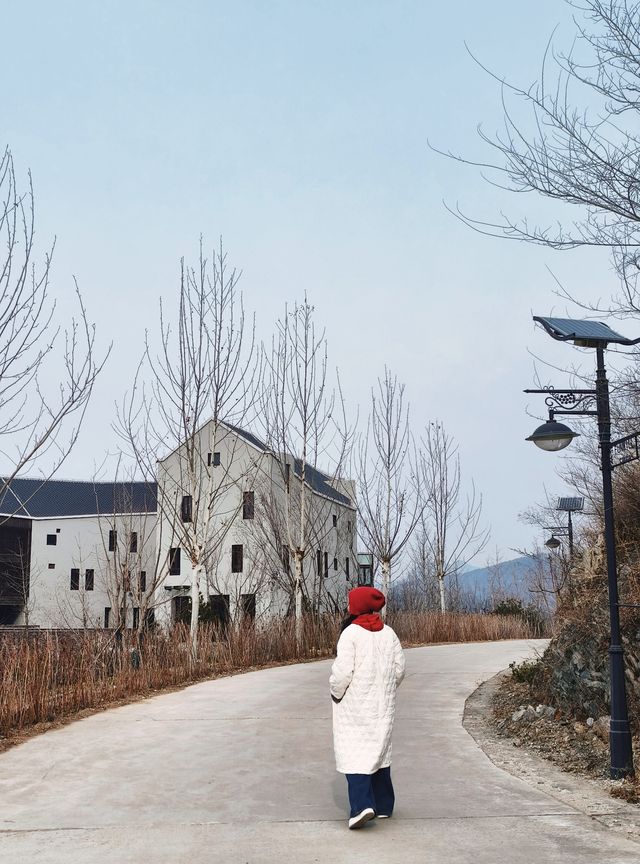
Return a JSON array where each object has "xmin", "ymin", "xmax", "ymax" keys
[
  {"xmin": 108, "ymin": 530, "xmax": 117, "ymax": 552},
  {"xmin": 48, "ymin": 563, "xmax": 55, "ymax": 570},
  {"xmin": 208, "ymin": 451, "xmax": 221, "ymax": 467},
  {"xmin": 324, "ymin": 551, "xmax": 329, "ymax": 578},
  {"xmin": 231, "ymin": 544, "xmax": 243, "ymax": 573},
  {"xmin": 280, "ymin": 541, "xmax": 291, "ymax": 574},
  {"xmin": 242, "ymin": 491, "xmax": 254, "ymax": 520},
  {"xmin": 316, "ymin": 549, "xmax": 322, "ymax": 576},
  {"xmin": 332, "ymin": 515, "xmax": 337, "ymax": 528},
  {"xmin": 139, "ymin": 570, "xmax": 147, "ymax": 593},
  {"xmin": 133, "ymin": 607, "xmax": 140, "ymax": 630},
  {"xmin": 85, "ymin": 569, "xmax": 94, "ymax": 591},
  {"xmin": 241, "ymin": 593, "xmax": 256, "ymax": 621},
  {"xmin": 130, "ymin": 532, "xmax": 138, "ymax": 553},
  {"xmin": 346, "ymin": 557, "xmax": 350, "ymax": 579},
  {"xmin": 169, "ymin": 547, "xmax": 181, "ymax": 576},
  {"xmin": 285, "ymin": 463, "xmax": 291, "ymax": 491},
  {"xmin": 208, "ymin": 594, "xmax": 230, "ymax": 632},
  {"xmin": 104, "ymin": 607, "xmax": 111, "ymax": 628},
  {"xmin": 46, "ymin": 534, "xmax": 57, "ymax": 546},
  {"xmin": 181, "ymin": 495, "xmax": 192, "ymax": 523},
  {"xmin": 70, "ymin": 568, "xmax": 80, "ymax": 590},
  {"xmin": 334, "ymin": 557, "xmax": 338, "ymax": 571}
]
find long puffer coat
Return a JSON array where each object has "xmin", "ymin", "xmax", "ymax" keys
[{"xmin": 330, "ymin": 623, "xmax": 405, "ymax": 774}]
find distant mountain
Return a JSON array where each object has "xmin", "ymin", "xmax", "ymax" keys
[{"xmin": 456, "ymin": 556, "xmax": 537, "ymax": 603}]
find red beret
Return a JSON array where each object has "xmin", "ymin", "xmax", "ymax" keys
[{"xmin": 348, "ymin": 586, "xmax": 386, "ymax": 615}]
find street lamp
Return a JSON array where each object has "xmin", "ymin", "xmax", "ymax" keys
[
  {"xmin": 543, "ymin": 497, "xmax": 584, "ymax": 557},
  {"xmin": 525, "ymin": 316, "xmax": 638, "ymax": 779}
]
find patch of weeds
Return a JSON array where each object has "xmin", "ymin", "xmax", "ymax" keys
[{"xmin": 509, "ymin": 657, "xmax": 542, "ymax": 685}]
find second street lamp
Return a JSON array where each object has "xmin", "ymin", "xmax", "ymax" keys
[{"xmin": 525, "ymin": 316, "xmax": 638, "ymax": 780}]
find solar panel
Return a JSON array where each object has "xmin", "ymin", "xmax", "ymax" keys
[
  {"xmin": 533, "ymin": 316, "xmax": 637, "ymax": 346},
  {"xmin": 557, "ymin": 497, "xmax": 585, "ymax": 512}
]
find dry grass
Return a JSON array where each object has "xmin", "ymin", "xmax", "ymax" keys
[{"xmin": 0, "ymin": 611, "xmax": 541, "ymax": 741}]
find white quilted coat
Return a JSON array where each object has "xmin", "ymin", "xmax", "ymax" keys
[{"xmin": 330, "ymin": 623, "xmax": 405, "ymax": 774}]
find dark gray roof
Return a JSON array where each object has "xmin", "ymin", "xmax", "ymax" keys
[
  {"xmin": 293, "ymin": 459, "xmax": 352, "ymax": 507},
  {"xmin": 0, "ymin": 478, "xmax": 157, "ymax": 519},
  {"xmin": 224, "ymin": 422, "xmax": 269, "ymax": 452},
  {"xmin": 225, "ymin": 422, "xmax": 353, "ymax": 507}
]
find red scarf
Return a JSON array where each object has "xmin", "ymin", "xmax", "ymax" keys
[{"xmin": 352, "ymin": 613, "xmax": 384, "ymax": 632}]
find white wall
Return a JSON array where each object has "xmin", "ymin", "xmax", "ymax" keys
[{"xmin": 27, "ymin": 512, "xmax": 157, "ymax": 629}]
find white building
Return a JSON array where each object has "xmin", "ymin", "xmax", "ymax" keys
[
  {"xmin": 154, "ymin": 420, "xmax": 357, "ymax": 627},
  {"xmin": 0, "ymin": 479, "xmax": 157, "ymax": 628},
  {"xmin": 0, "ymin": 423, "xmax": 357, "ymax": 629}
]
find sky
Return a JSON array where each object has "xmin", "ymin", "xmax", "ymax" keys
[{"xmin": 1, "ymin": 0, "xmax": 630, "ymax": 563}]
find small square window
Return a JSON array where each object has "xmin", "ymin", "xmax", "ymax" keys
[
  {"xmin": 46, "ymin": 534, "xmax": 57, "ymax": 546},
  {"xmin": 56, "ymin": 528, "xmax": 61, "ymax": 533},
  {"xmin": 70, "ymin": 569, "xmax": 80, "ymax": 590},
  {"xmin": 48, "ymin": 562, "xmax": 55, "ymax": 570},
  {"xmin": 208, "ymin": 451, "xmax": 221, "ymax": 467}
]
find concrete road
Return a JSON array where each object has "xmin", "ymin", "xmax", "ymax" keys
[{"xmin": 0, "ymin": 639, "xmax": 638, "ymax": 863}]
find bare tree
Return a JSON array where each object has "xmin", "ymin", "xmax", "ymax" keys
[
  {"xmin": 418, "ymin": 422, "xmax": 489, "ymax": 613},
  {"xmin": 260, "ymin": 298, "xmax": 353, "ymax": 642},
  {"xmin": 0, "ymin": 148, "xmax": 106, "ymax": 497},
  {"xmin": 356, "ymin": 369, "xmax": 422, "ymax": 616},
  {"xmin": 437, "ymin": 1, "xmax": 640, "ymax": 318},
  {"xmin": 117, "ymin": 239, "xmax": 259, "ymax": 656}
]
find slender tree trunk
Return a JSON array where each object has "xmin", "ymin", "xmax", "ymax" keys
[
  {"xmin": 381, "ymin": 558, "xmax": 391, "ymax": 620},
  {"xmin": 438, "ymin": 575, "xmax": 446, "ymax": 614},
  {"xmin": 190, "ymin": 562, "xmax": 203, "ymax": 660},
  {"xmin": 294, "ymin": 551, "xmax": 304, "ymax": 649}
]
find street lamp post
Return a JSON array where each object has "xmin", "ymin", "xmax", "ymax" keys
[
  {"xmin": 525, "ymin": 316, "xmax": 637, "ymax": 780},
  {"xmin": 544, "ymin": 497, "xmax": 584, "ymax": 557}
]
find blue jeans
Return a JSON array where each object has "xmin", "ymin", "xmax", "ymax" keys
[{"xmin": 345, "ymin": 767, "xmax": 395, "ymax": 817}]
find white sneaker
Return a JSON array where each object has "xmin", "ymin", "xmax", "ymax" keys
[
  {"xmin": 377, "ymin": 814, "xmax": 391, "ymax": 819},
  {"xmin": 348, "ymin": 807, "xmax": 376, "ymax": 829}
]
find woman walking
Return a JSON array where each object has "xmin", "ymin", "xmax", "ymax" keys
[{"xmin": 330, "ymin": 586, "xmax": 405, "ymax": 829}]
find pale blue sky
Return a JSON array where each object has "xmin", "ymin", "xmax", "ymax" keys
[{"xmin": 1, "ymin": 1, "xmax": 624, "ymax": 562}]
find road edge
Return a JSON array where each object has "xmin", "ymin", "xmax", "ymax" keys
[{"xmin": 463, "ymin": 669, "xmax": 640, "ymax": 845}]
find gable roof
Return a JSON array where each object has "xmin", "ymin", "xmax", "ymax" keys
[
  {"xmin": 0, "ymin": 478, "xmax": 157, "ymax": 519},
  {"xmin": 217, "ymin": 422, "xmax": 353, "ymax": 507},
  {"xmin": 292, "ymin": 459, "xmax": 352, "ymax": 507}
]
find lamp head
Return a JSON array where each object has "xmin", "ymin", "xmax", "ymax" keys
[{"xmin": 526, "ymin": 419, "xmax": 579, "ymax": 452}]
